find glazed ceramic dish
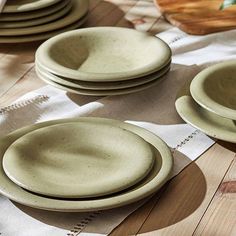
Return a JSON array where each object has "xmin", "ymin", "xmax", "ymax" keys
[
  {"xmin": 36, "ymin": 27, "xmax": 172, "ymax": 82},
  {"xmin": 2, "ymin": 0, "xmax": 62, "ymax": 13},
  {"xmin": 36, "ymin": 67, "xmax": 169, "ymax": 96},
  {"xmin": 175, "ymin": 82, "xmax": 236, "ymax": 143},
  {"xmin": 0, "ymin": 0, "xmax": 88, "ymax": 36},
  {"xmin": 0, "ymin": 0, "xmax": 70, "ymax": 21},
  {"xmin": 36, "ymin": 61, "xmax": 171, "ymax": 90},
  {"xmin": 0, "ymin": 16, "xmax": 87, "ymax": 44},
  {"xmin": 190, "ymin": 60, "xmax": 236, "ymax": 120},
  {"xmin": 0, "ymin": 2, "xmax": 72, "ymax": 29},
  {"xmin": 0, "ymin": 117, "xmax": 173, "ymax": 212},
  {"xmin": 3, "ymin": 122, "xmax": 155, "ymax": 198}
]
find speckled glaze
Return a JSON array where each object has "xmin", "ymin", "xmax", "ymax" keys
[
  {"xmin": 0, "ymin": 2, "xmax": 72, "ymax": 29},
  {"xmin": 3, "ymin": 122, "xmax": 155, "ymax": 198},
  {"xmin": 36, "ymin": 27, "xmax": 172, "ymax": 82},
  {"xmin": 175, "ymin": 81, "xmax": 236, "ymax": 143},
  {"xmin": 0, "ymin": 0, "xmax": 69, "ymax": 21},
  {"xmin": 2, "ymin": 0, "xmax": 62, "ymax": 13},
  {"xmin": 36, "ymin": 60, "xmax": 171, "ymax": 90},
  {"xmin": 0, "ymin": 117, "xmax": 173, "ymax": 212},
  {"xmin": 190, "ymin": 60, "xmax": 236, "ymax": 120},
  {"xmin": 0, "ymin": 0, "xmax": 88, "ymax": 36}
]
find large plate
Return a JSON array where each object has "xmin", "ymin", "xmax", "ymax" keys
[
  {"xmin": 0, "ymin": 1, "xmax": 72, "ymax": 29},
  {"xmin": 3, "ymin": 122, "xmax": 155, "ymax": 198},
  {"xmin": 0, "ymin": 117, "xmax": 173, "ymax": 212},
  {"xmin": 36, "ymin": 67, "xmax": 170, "ymax": 96},
  {"xmin": 2, "ymin": 0, "xmax": 62, "ymax": 13},
  {"xmin": 175, "ymin": 81, "xmax": 236, "ymax": 143},
  {"xmin": 36, "ymin": 27, "xmax": 171, "ymax": 82},
  {"xmin": 36, "ymin": 60, "xmax": 171, "ymax": 90},
  {"xmin": 0, "ymin": 16, "xmax": 87, "ymax": 44},
  {"xmin": 190, "ymin": 60, "xmax": 236, "ymax": 120},
  {"xmin": 0, "ymin": 0, "xmax": 88, "ymax": 36},
  {"xmin": 0, "ymin": 0, "xmax": 70, "ymax": 21}
]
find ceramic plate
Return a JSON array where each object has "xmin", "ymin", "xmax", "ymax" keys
[
  {"xmin": 36, "ymin": 27, "xmax": 172, "ymax": 82},
  {"xmin": 0, "ymin": 0, "xmax": 88, "ymax": 36},
  {"xmin": 36, "ymin": 66, "xmax": 170, "ymax": 96},
  {"xmin": 0, "ymin": 117, "xmax": 173, "ymax": 212},
  {"xmin": 175, "ymin": 81, "xmax": 236, "ymax": 143},
  {"xmin": 0, "ymin": 2, "xmax": 72, "ymax": 29},
  {"xmin": 3, "ymin": 122, "xmax": 155, "ymax": 198},
  {"xmin": 190, "ymin": 60, "xmax": 236, "ymax": 120},
  {"xmin": 0, "ymin": 16, "xmax": 87, "ymax": 44},
  {"xmin": 36, "ymin": 61, "xmax": 171, "ymax": 90},
  {"xmin": 2, "ymin": 0, "xmax": 62, "ymax": 13},
  {"xmin": 0, "ymin": 0, "xmax": 70, "ymax": 21}
]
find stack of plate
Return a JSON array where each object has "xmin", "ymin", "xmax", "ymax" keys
[
  {"xmin": 0, "ymin": 0, "xmax": 89, "ymax": 43},
  {"xmin": 175, "ymin": 60, "xmax": 236, "ymax": 143},
  {"xmin": 0, "ymin": 117, "xmax": 173, "ymax": 212},
  {"xmin": 35, "ymin": 27, "xmax": 172, "ymax": 96}
]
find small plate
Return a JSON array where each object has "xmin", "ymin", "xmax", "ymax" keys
[
  {"xmin": 36, "ymin": 27, "xmax": 171, "ymax": 82},
  {"xmin": 0, "ymin": 0, "xmax": 88, "ymax": 36},
  {"xmin": 175, "ymin": 81, "xmax": 236, "ymax": 143},
  {"xmin": 2, "ymin": 0, "xmax": 62, "ymax": 13},
  {"xmin": 0, "ymin": 2, "xmax": 72, "ymax": 29},
  {"xmin": 3, "ymin": 122, "xmax": 155, "ymax": 198},
  {"xmin": 190, "ymin": 60, "xmax": 236, "ymax": 120},
  {"xmin": 36, "ymin": 60, "xmax": 171, "ymax": 90},
  {"xmin": 0, "ymin": 16, "xmax": 87, "ymax": 44},
  {"xmin": 36, "ymin": 66, "xmax": 170, "ymax": 96},
  {"xmin": 0, "ymin": 117, "xmax": 173, "ymax": 212},
  {"xmin": 0, "ymin": 0, "xmax": 70, "ymax": 21}
]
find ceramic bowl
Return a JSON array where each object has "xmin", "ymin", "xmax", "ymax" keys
[
  {"xmin": 36, "ymin": 27, "xmax": 172, "ymax": 82},
  {"xmin": 190, "ymin": 60, "xmax": 236, "ymax": 120}
]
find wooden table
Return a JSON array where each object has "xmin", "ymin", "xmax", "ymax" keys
[{"xmin": 0, "ymin": 1, "xmax": 235, "ymax": 235}]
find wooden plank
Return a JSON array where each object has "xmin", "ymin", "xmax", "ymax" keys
[
  {"xmin": 193, "ymin": 156, "xmax": 236, "ymax": 236},
  {"xmin": 137, "ymin": 144, "xmax": 235, "ymax": 235}
]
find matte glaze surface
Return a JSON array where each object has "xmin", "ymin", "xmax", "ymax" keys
[
  {"xmin": 2, "ymin": 0, "xmax": 62, "ymax": 13},
  {"xmin": 0, "ymin": 117, "xmax": 173, "ymax": 212},
  {"xmin": 0, "ymin": 0, "xmax": 88, "ymax": 36},
  {"xmin": 36, "ymin": 27, "xmax": 172, "ymax": 81},
  {"xmin": 3, "ymin": 122, "xmax": 155, "ymax": 198},
  {"xmin": 36, "ymin": 61, "xmax": 171, "ymax": 90},
  {"xmin": 0, "ymin": 0, "xmax": 69, "ymax": 21},
  {"xmin": 0, "ymin": 2, "xmax": 72, "ymax": 29},
  {"xmin": 190, "ymin": 60, "xmax": 236, "ymax": 120},
  {"xmin": 175, "ymin": 82, "xmax": 236, "ymax": 143}
]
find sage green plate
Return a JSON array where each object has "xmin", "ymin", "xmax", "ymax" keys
[
  {"xmin": 3, "ymin": 122, "xmax": 155, "ymax": 198},
  {"xmin": 0, "ymin": 1, "xmax": 72, "ymax": 29},
  {"xmin": 2, "ymin": 0, "xmax": 62, "ymax": 13},
  {"xmin": 190, "ymin": 60, "xmax": 236, "ymax": 120},
  {"xmin": 175, "ymin": 81, "xmax": 236, "ymax": 143},
  {"xmin": 0, "ymin": 0, "xmax": 70, "ymax": 21},
  {"xmin": 36, "ymin": 61, "xmax": 171, "ymax": 90},
  {"xmin": 36, "ymin": 27, "xmax": 172, "ymax": 82},
  {"xmin": 0, "ymin": 16, "xmax": 87, "ymax": 44},
  {"xmin": 0, "ymin": 117, "xmax": 173, "ymax": 212},
  {"xmin": 0, "ymin": 0, "xmax": 88, "ymax": 36},
  {"xmin": 36, "ymin": 67, "xmax": 170, "ymax": 96}
]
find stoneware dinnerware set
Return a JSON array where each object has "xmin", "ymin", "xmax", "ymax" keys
[
  {"xmin": 175, "ymin": 60, "xmax": 236, "ymax": 143},
  {"xmin": 0, "ymin": 0, "xmax": 89, "ymax": 43},
  {"xmin": 35, "ymin": 27, "xmax": 172, "ymax": 96},
  {"xmin": 0, "ymin": 117, "xmax": 173, "ymax": 212}
]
